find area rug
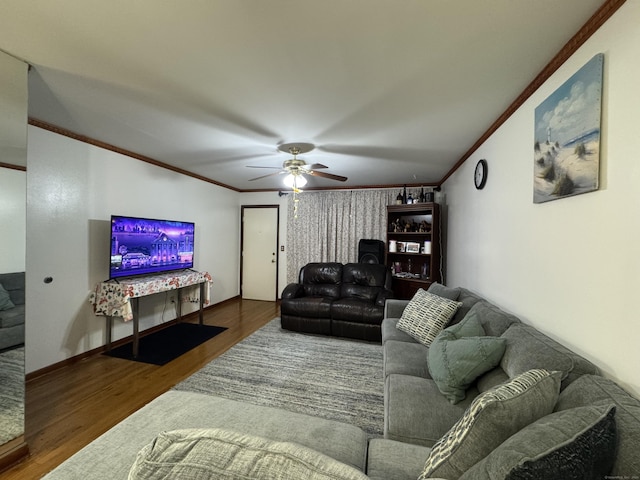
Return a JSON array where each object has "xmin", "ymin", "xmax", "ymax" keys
[
  {"xmin": 173, "ymin": 318, "xmax": 384, "ymax": 436},
  {"xmin": 104, "ymin": 323, "xmax": 227, "ymax": 365},
  {"xmin": 0, "ymin": 346, "xmax": 24, "ymax": 444}
]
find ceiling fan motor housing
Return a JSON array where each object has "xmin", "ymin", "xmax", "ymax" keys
[{"xmin": 284, "ymin": 158, "xmax": 307, "ymax": 175}]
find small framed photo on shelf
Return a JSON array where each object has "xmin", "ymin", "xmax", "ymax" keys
[
  {"xmin": 405, "ymin": 242, "xmax": 420, "ymax": 253},
  {"xmin": 396, "ymin": 242, "xmax": 406, "ymax": 253}
]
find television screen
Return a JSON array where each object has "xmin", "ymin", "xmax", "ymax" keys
[{"xmin": 110, "ymin": 215, "xmax": 195, "ymax": 279}]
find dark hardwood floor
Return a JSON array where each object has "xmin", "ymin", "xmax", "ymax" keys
[{"xmin": 1, "ymin": 298, "xmax": 278, "ymax": 480}]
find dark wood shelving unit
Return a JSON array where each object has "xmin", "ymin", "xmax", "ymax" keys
[{"xmin": 386, "ymin": 203, "xmax": 441, "ymax": 299}]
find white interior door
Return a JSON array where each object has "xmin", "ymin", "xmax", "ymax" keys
[{"xmin": 242, "ymin": 206, "xmax": 278, "ymax": 301}]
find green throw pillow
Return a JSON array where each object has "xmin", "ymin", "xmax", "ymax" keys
[
  {"xmin": 397, "ymin": 289, "xmax": 462, "ymax": 346},
  {"xmin": 129, "ymin": 428, "xmax": 370, "ymax": 480},
  {"xmin": 419, "ymin": 369, "xmax": 562, "ymax": 480},
  {"xmin": 428, "ymin": 314, "xmax": 507, "ymax": 404},
  {"xmin": 460, "ymin": 404, "xmax": 617, "ymax": 480},
  {"xmin": 0, "ymin": 284, "xmax": 15, "ymax": 311}
]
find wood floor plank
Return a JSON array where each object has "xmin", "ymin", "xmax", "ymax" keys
[{"xmin": 0, "ymin": 298, "xmax": 278, "ymax": 479}]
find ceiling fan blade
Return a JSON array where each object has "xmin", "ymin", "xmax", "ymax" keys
[
  {"xmin": 306, "ymin": 163, "xmax": 328, "ymax": 170},
  {"xmin": 246, "ymin": 165, "xmax": 282, "ymax": 169},
  {"xmin": 249, "ymin": 171, "xmax": 286, "ymax": 181},
  {"xmin": 308, "ymin": 170, "xmax": 348, "ymax": 182}
]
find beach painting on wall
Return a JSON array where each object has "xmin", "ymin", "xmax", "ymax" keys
[{"xmin": 533, "ymin": 53, "xmax": 603, "ymax": 203}]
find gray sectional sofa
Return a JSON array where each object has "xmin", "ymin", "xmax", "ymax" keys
[
  {"xmin": 0, "ymin": 271, "xmax": 25, "ymax": 351},
  {"xmin": 43, "ymin": 284, "xmax": 640, "ymax": 479},
  {"xmin": 377, "ymin": 284, "xmax": 640, "ymax": 478}
]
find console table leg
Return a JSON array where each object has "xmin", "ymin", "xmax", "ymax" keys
[
  {"xmin": 132, "ymin": 298, "xmax": 140, "ymax": 358},
  {"xmin": 176, "ymin": 288, "xmax": 182, "ymax": 322},
  {"xmin": 199, "ymin": 283, "xmax": 205, "ymax": 325},
  {"xmin": 106, "ymin": 316, "xmax": 113, "ymax": 351}
]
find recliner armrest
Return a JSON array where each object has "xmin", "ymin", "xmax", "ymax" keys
[
  {"xmin": 281, "ymin": 283, "xmax": 305, "ymax": 299},
  {"xmin": 376, "ymin": 289, "xmax": 394, "ymax": 307}
]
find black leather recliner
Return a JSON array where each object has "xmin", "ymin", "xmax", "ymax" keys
[{"xmin": 280, "ymin": 262, "xmax": 393, "ymax": 342}]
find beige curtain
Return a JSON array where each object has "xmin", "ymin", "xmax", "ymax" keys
[{"xmin": 286, "ymin": 189, "xmax": 397, "ymax": 283}]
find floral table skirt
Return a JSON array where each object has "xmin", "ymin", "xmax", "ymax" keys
[{"xmin": 90, "ymin": 271, "xmax": 212, "ymax": 321}]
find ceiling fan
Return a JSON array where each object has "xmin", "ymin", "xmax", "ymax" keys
[{"xmin": 247, "ymin": 142, "xmax": 348, "ymax": 190}]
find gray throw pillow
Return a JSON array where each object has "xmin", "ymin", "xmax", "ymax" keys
[
  {"xmin": 428, "ymin": 315, "xmax": 507, "ymax": 404},
  {"xmin": 460, "ymin": 404, "xmax": 617, "ymax": 480},
  {"xmin": 0, "ymin": 284, "xmax": 15, "ymax": 311},
  {"xmin": 428, "ymin": 282, "xmax": 461, "ymax": 301},
  {"xmin": 397, "ymin": 289, "xmax": 462, "ymax": 347},
  {"xmin": 129, "ymin": 428, "xmax": 370, "ymax": 480},
  {"xmin": 418, "ymin": 369, "xmax": 562, "ymax": 480}
]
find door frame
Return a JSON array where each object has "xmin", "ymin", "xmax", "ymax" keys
[{"xmin": 240, "ymin": 204, "xmax": 280, "ymax": 301}]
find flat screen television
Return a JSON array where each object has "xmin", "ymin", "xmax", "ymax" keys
[{"xmin": 109, "ymin": 215, "xmax": 195, "ymax": 279}]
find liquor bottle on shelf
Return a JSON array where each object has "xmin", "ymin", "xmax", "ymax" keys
[
  {"xmin": 402, "ymin": 185, "xmax": 407, "ymax": 204},
  {"xmin": 419, "ymin": 187, "xmax": 425, "ymax": 203},
  {"xmin": 395, "ymin": 191, "xmax": 403, "ymax": 205}
]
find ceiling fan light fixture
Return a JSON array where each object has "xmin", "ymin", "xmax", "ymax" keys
[{"xmin": 283, "ymin": 173, "xmax": 307, "ymax": 189}]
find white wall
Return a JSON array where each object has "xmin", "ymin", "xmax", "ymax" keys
[
  {"xmin": 26, "ymin": 127, "xmax": 241, "ymax": 373},
  {"xmin": 0, "ymin": 168, "xmax": 26, "ymax": 273},
  {"xmin": 444, "ymin": 1, "xmax": 640, "ymax": 396}
]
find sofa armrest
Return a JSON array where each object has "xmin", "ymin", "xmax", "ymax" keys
[
  {"xmin": 376, "ymin": 289, "xmax": 394, "ymax": 307},
  {"xmin": 281, "ymin": 283, "xmax": 305, "ymax": 299},
  {"xmin": 366, "ymin": 438, "xmax": 430, "ymax": 480},
  {"xmin": 384, "ymin": 299, "xmax": 410, "ymax": 319}
]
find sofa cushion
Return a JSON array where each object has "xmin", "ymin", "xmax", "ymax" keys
[
  {"xmin": 0, "ymin": 283, "xmax": 15, "ymax": 311},
  {"xmin": 0, "ymin": 304, "xmax": 25, "ymax": 328},
  {"xmin": 331, "ymin": 298, "xmax": 384, "ymax": 324},
  {"xmin": 448, "ymin": 288, "xmax": 483, "ymax": 326},
  {"xmin": 428, "ymin": 315, "xmax": 507, "ymax": 404},
  {"xmin": 0, "ymin": 272, "xmax": 25, "ymax": 305},
  {"xmin": 383, "ymin": 340, "xmax": 430, "ymax": 379},
  {"xmin": 381, "ymin": 317, "xmax": 417, "ymax": 344},
  {"xmin": 500, "ymin": 323, "xmax": 600, "ymax": 388},
  {"xmin": 366, "ymin": 438, "xmax": 431, "ymax": 480},
  {"xmin": 427, "ymin": 282, "xmax": 461, "ymax": 300},
  {"xmin": 129, "ymin": 428, "xmax": 369, "ymax": 480},
  {"xmin": 555, "ymin": 374, "xmax": 640, "ymax": 477},
  {"xmin": 461, "ymin": 301, "xmax": 520, "ymax": 336},
  {"xmin": 475, "ymin": 367, "xmax": 510, "ymax": 393},
  {"xmin": 300, "ymin": 262, "xmax": 343, "ymax": 298},
  {"xmin": 419, "ymin": 369, "xmax": 562, "ymax": 480},
  {"xmin": 340, "ymin": 283, "xmax": 381, "ymax": 303},
  {"xmin": 397, "ymin": 289, "xmax": 462, "ymax": 347},
  {"xmin": 303, "ymin": 284, "xmax": 342, "ymax": 298},
  {"xmin": 385, "ymin": 374, "xmax": 475, "ymax": 447},
  {"xmin": 460, "ymin": 404, "xmax": 617, "ymax": 480},
  {"xmin": 281, "ymin": 297, "xmax": 334, "ymax": 318},
  {"xmin": 300, "ymin": 262, "xmax": 343, "ymax": 283},
  {"xmin": 344, "ymin": 263, "xmax": 387, "ymax": 285}
]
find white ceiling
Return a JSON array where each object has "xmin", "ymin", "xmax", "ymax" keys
[{"xmin": 1, "ymin": 0, "xmax": 606, "ymax": 191}]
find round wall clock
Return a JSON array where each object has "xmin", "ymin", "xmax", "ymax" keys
[{"xmin": 474, "ymin": 159, "xmax": 488, "ymax": 190}]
